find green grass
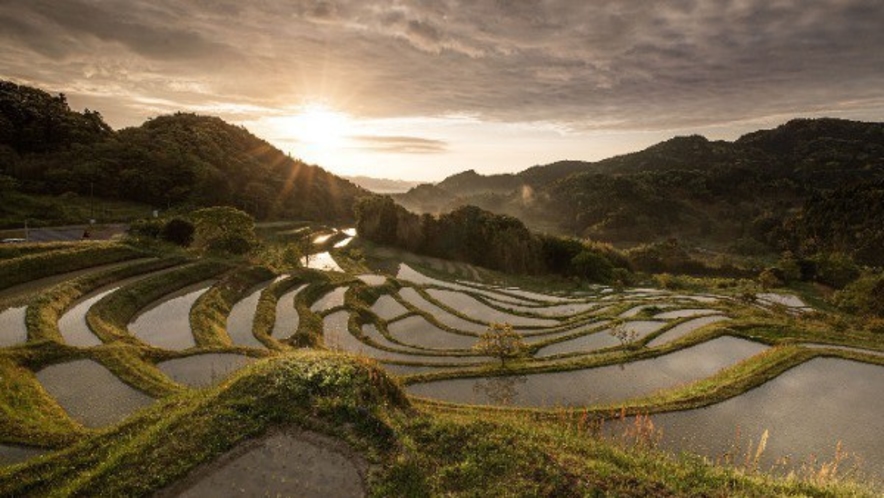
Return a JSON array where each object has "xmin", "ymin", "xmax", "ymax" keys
[
  {"xmin": 189, "ymin": 265, "xmax": 276, "ymax": 347},
  {"xmin": 0, "ymin": 192, "xmax": 154, "ymax": 229},
  {"xmin": 25, "ymin": 257, "xmax": 185, "ymax": 343},
  {"xmin": 2, "ymin": 228, "xmax": 883, "ymax": 496},
  {"xmin": 0, "ymin": 242, "xmax": 146, "ymax": 291},
  {"xmin": 0, "ymin": 353, "xmax": 873, "ymax": 497}
]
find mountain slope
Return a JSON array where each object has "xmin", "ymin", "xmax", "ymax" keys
[
  {"xmin": 0, "ymin": 81, "xmax": 369, "ymax": 223},
  {"xmin": 395, "ymin": 118, "xmax": 884, "ymax": 261}
]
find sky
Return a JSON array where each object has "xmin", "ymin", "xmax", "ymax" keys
[{"xmin": 1, "ymin": 0, "xmax": 883, "ymax": 182}]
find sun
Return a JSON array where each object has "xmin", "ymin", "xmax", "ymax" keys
[{"xmin": 283, "ymin": 104, "xmax": 353, "ymax": 150}]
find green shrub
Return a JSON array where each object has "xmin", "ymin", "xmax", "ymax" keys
[
  {"xmin": 811, "ymin": 252, "xmax": 860, "ymax": 289},
  {"xmin": 570, "ymin": 250, "xmax": 614, "ymax": 283},
  {"xmin": 0, "ymin": 243, "xmax": 143, "ymax": 290},
  {"xmin": 160, "ymin": 218, "xmax": 195, "ymax": 246},
  {"xmin": 833, "ymin": 271, "xmax": 884, "ymax": 317}
]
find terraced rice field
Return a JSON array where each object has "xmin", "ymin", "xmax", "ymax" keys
[{"xmin": 3, "ymin": 242, "xmax": 884, "ymax": 490}]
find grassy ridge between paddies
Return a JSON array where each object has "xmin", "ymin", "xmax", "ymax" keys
[
  {"xmin": 80, "ymin": 260, "xmax": 233, "ymax": 397},
  {"xmin": 251, "ymin": 273, "xmax": 312, "ymax": 350},
  {"xmin": 0, "ymin": 241, "xmax": 85, "ymax": 261},
  {"xmin": 0, "ymin": 242, "xmax": 146, "ymax": 291},
  {"xmin": 0, "ymin": 352, "xmax": 872, "ymax": 497},
  {"xmin": 189, "ymin": 265, "xmax": 276, "ymax": 348},
  {"xmin": 0, "ymin": 357, "xmax": 84, "ymax": 447},
  {"xmin": 25, "ymin": 257, "xmax": 187, "ymax": 343}
]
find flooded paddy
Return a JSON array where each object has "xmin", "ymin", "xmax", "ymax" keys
[
  {"xmin": 650, "ymin": 358, "xmax": 884, "ymax": 480},
  {"xmin": 799, "ymin": 343, "xmax": 884, "ymax": 357},
  {"xmin": 58, "ymin": 288, "xmax": 118, "ymax": 347},
  {"xmin": 0, "ymin": 445, "xmax": 46, "ymax": 466},
  {"xmin": 370, "ymin": 295, "xmax": 409, "ymax": 321},
  {"xmin": 653, "ymin": 309, "xmax": 720, "ymax": 320},
  {"xmin": 129, "ymin": 282, "xmax": 214, "ymax": 350},
  {"xmin": 387, "ymin": 315, "xmax": 479, "ymax": 351},
  {"xmin": 160, "ymin": 431, "xmax": 365, "ymax": 498},
  {"xmin": 490, "ymin": 300, "xmax": 600, "ymax": 318},
  {"xmin": 398, "ymin": 288, "xmax": 486, "ymax": 333},
  {"xmin": 226, "ymin": 283, "xmax": 270, "ymax": 348},
  {"xmin": 321, "ymin": 311, "xmax": 361, "ymax": 352},
  {"xmin": 272, "ymin": 284, "xmax": 306, "ymax": 340},
  {"xmin": 158, "ymin": 354, "xmax": 256, "ymax": 388},
  {"xmin": 646, "ymin": 316, "xmax": 731, "ymax": 348},
  {"xmin": 396, "ymin": 264, "xmax": 526, "ymax": 303},
  {"xmin": 302, "ymin": 252, "xmax": 342, "ymax": 272},
  {"xmin": 361, "ymin": 325, "xmax": 488, "ymax": 365},
  {"xmin": 619, "ymin": 304, "xmax": 674, "ymax": 318},
  {"xmin": 407, "ymin": 336, "xmax": 768, "ymax": 407},
  {"xmin": 0, "ymin": 306, "xmax": 27, "ymax": 347},
  {"xmin": 322, "ymin": 315, "xmax": 485, "ymax": 368},
  {"xmin": 311, "ymin": 287, "xmax": 348, "ymax": 313},
  {"xmin": 36, "ymin": 359, "xmax": 154, "ymax": 427},
  {"xmin": 536, "ymin": 321, "xmax": 667, "ymax": 357},
  {"xmin": 357, "ymin": 274, "xmax": 386, "ymax": 286},
  {"xmin": 426, "ymin": 289, "xmax": 560, "ymax": 328},
  {"xmin": 756, "ymin": 293, "xmax": 810, "ymax": 310}
]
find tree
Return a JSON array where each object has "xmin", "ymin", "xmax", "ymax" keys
[
  {"xmin": 294, "ymin": 234, "xmax": 313, "ymax": 267},
  {"xmin": 758, "ymin": 268, "xmax": 784, "ymax": 290},
  {"xmin": 473, "ymin": 322, "xmax": 529, "ymax": 367},
  {"xmin": 191, "ymin": 206, "xmax": 257, "ymax": 255},
  {"xmin": 608, "ymin": 321, "xmax": 639, "ymax": 348},
  {"xmin": 160, "ymin": 217, "xmax": 195, "ymax": 246}
]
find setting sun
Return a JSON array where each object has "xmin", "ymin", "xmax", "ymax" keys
[{"xmin": 280, "ymin": 104, "xmax": 353, "ymax": 150}]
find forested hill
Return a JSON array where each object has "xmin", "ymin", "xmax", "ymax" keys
[
  {"xmin": 394, "ymin": 118, "xmax": 884, "ymax": 264},
  {"xmin": 0, "ymin": 80, "xmax": 368, "ymax": 222}
]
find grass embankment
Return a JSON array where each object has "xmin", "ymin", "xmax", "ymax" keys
[
  {"xmin": 0, "ymin": 357, "xmax": 83, "ymax": 447},
  {"xmin": 0, "ymin": 242, "xmax": 146, "ymax": 291},
  {"xmin": 251, "ymin": 274, "xmax": 309, "ymax": 349},
  {"xmin": 25, "ymin": 257, "xmax": 186, "ymax": 343},
  {"xmin": 0, "ymin": 353, "xmax": 871, "ymax": 497},
  {"xmin": 292, "ymin": 270, "xmax": 354, "ymax": 348},
  {"xmin": 0, "ymin": 241, "xmax": 85, "ymax": 261},
  {"xmin": 189, "ymin": 265, "xmax": 276, "ymax": 347},
  {"xmin": 80, "ymin": 260, "xmax": 233, "ymax": 397}
]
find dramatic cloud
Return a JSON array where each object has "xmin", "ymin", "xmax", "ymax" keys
[
  {"xmin": 351, "ymin": 135, "xmax": 448, "ymax": 154},
  {"xmin": 1, "ymin": 1, "xmax": 882, "ymax": 179}
]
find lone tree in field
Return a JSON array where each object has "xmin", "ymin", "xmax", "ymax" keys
[{"xmin": 473, "ymin": 322, "xmax": 529, "ymax": 367}]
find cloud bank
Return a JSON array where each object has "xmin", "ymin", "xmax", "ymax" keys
[{"xmin": 1, "ymin": 0, "xmax": 882, "ymax": 132}]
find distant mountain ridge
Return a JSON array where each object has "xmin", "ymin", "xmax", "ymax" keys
[
  {"xmin": 394, "ymin": 118, "xmax": 884, "ymax": 262},
  {"xmin": 0, "ymin": 80, "xmax": 369, "ymax": 222},
  {"xmin": 342, "ymin": 175, "xmax": 421, "ymax": 194}
]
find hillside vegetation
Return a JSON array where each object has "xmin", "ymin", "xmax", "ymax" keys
[
  {"xmin": 394, "ymin": 119, "xmax": 884, "ymax": 265},
  {"xmin": 0, "ymin": 80, "xmax": 368, "ymax": 226}
]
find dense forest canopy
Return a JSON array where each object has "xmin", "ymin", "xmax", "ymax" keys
[
  {"xmin": 0, "ymin": 80, "xmax": 368, "ymax": 223},
  {"xmin": 355, "ymin": 196, "xmax": 629, "ymax": 281}
]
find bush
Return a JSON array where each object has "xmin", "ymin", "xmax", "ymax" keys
[
  {"xmin": 192, "ymin": 207, "xmax": 258, "ymax": 255},
  {"xmin": 758, "ymin": 268, "xmax": 784, "ymax": 290},
  {"xmin": 570, "ymin": 250, "xmax": 614, "ymax": 283},
  {"xmin": 128, "ymin": 218, "xmax": 164, "ymax": 239},
  {"xmin": 833, "ymin": 271, "xmax": 884, "ymax": 317},
  {"xmin": 811, "ymin": 252, "xmax": 860, "ymax": 289},
  {"xmin": 160, "ymin": 218, "xmax": 195, "ymax": 246}
]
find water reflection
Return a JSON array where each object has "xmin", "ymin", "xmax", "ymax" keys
[{"xmin": 472, "ymin": 375, "xmax": 528, "ymax": 406}]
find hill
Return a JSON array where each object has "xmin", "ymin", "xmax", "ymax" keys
[
  {"xmin": 341, "ymin": 175, "xmax": 421, "ymax": 194},
  {"xmin": 0, "ymin": 80, "xmax": 369, "ymax": 224},
  {"xmin": 394, "ymin": 119, "xmax": 884, "ymax": 263}
]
